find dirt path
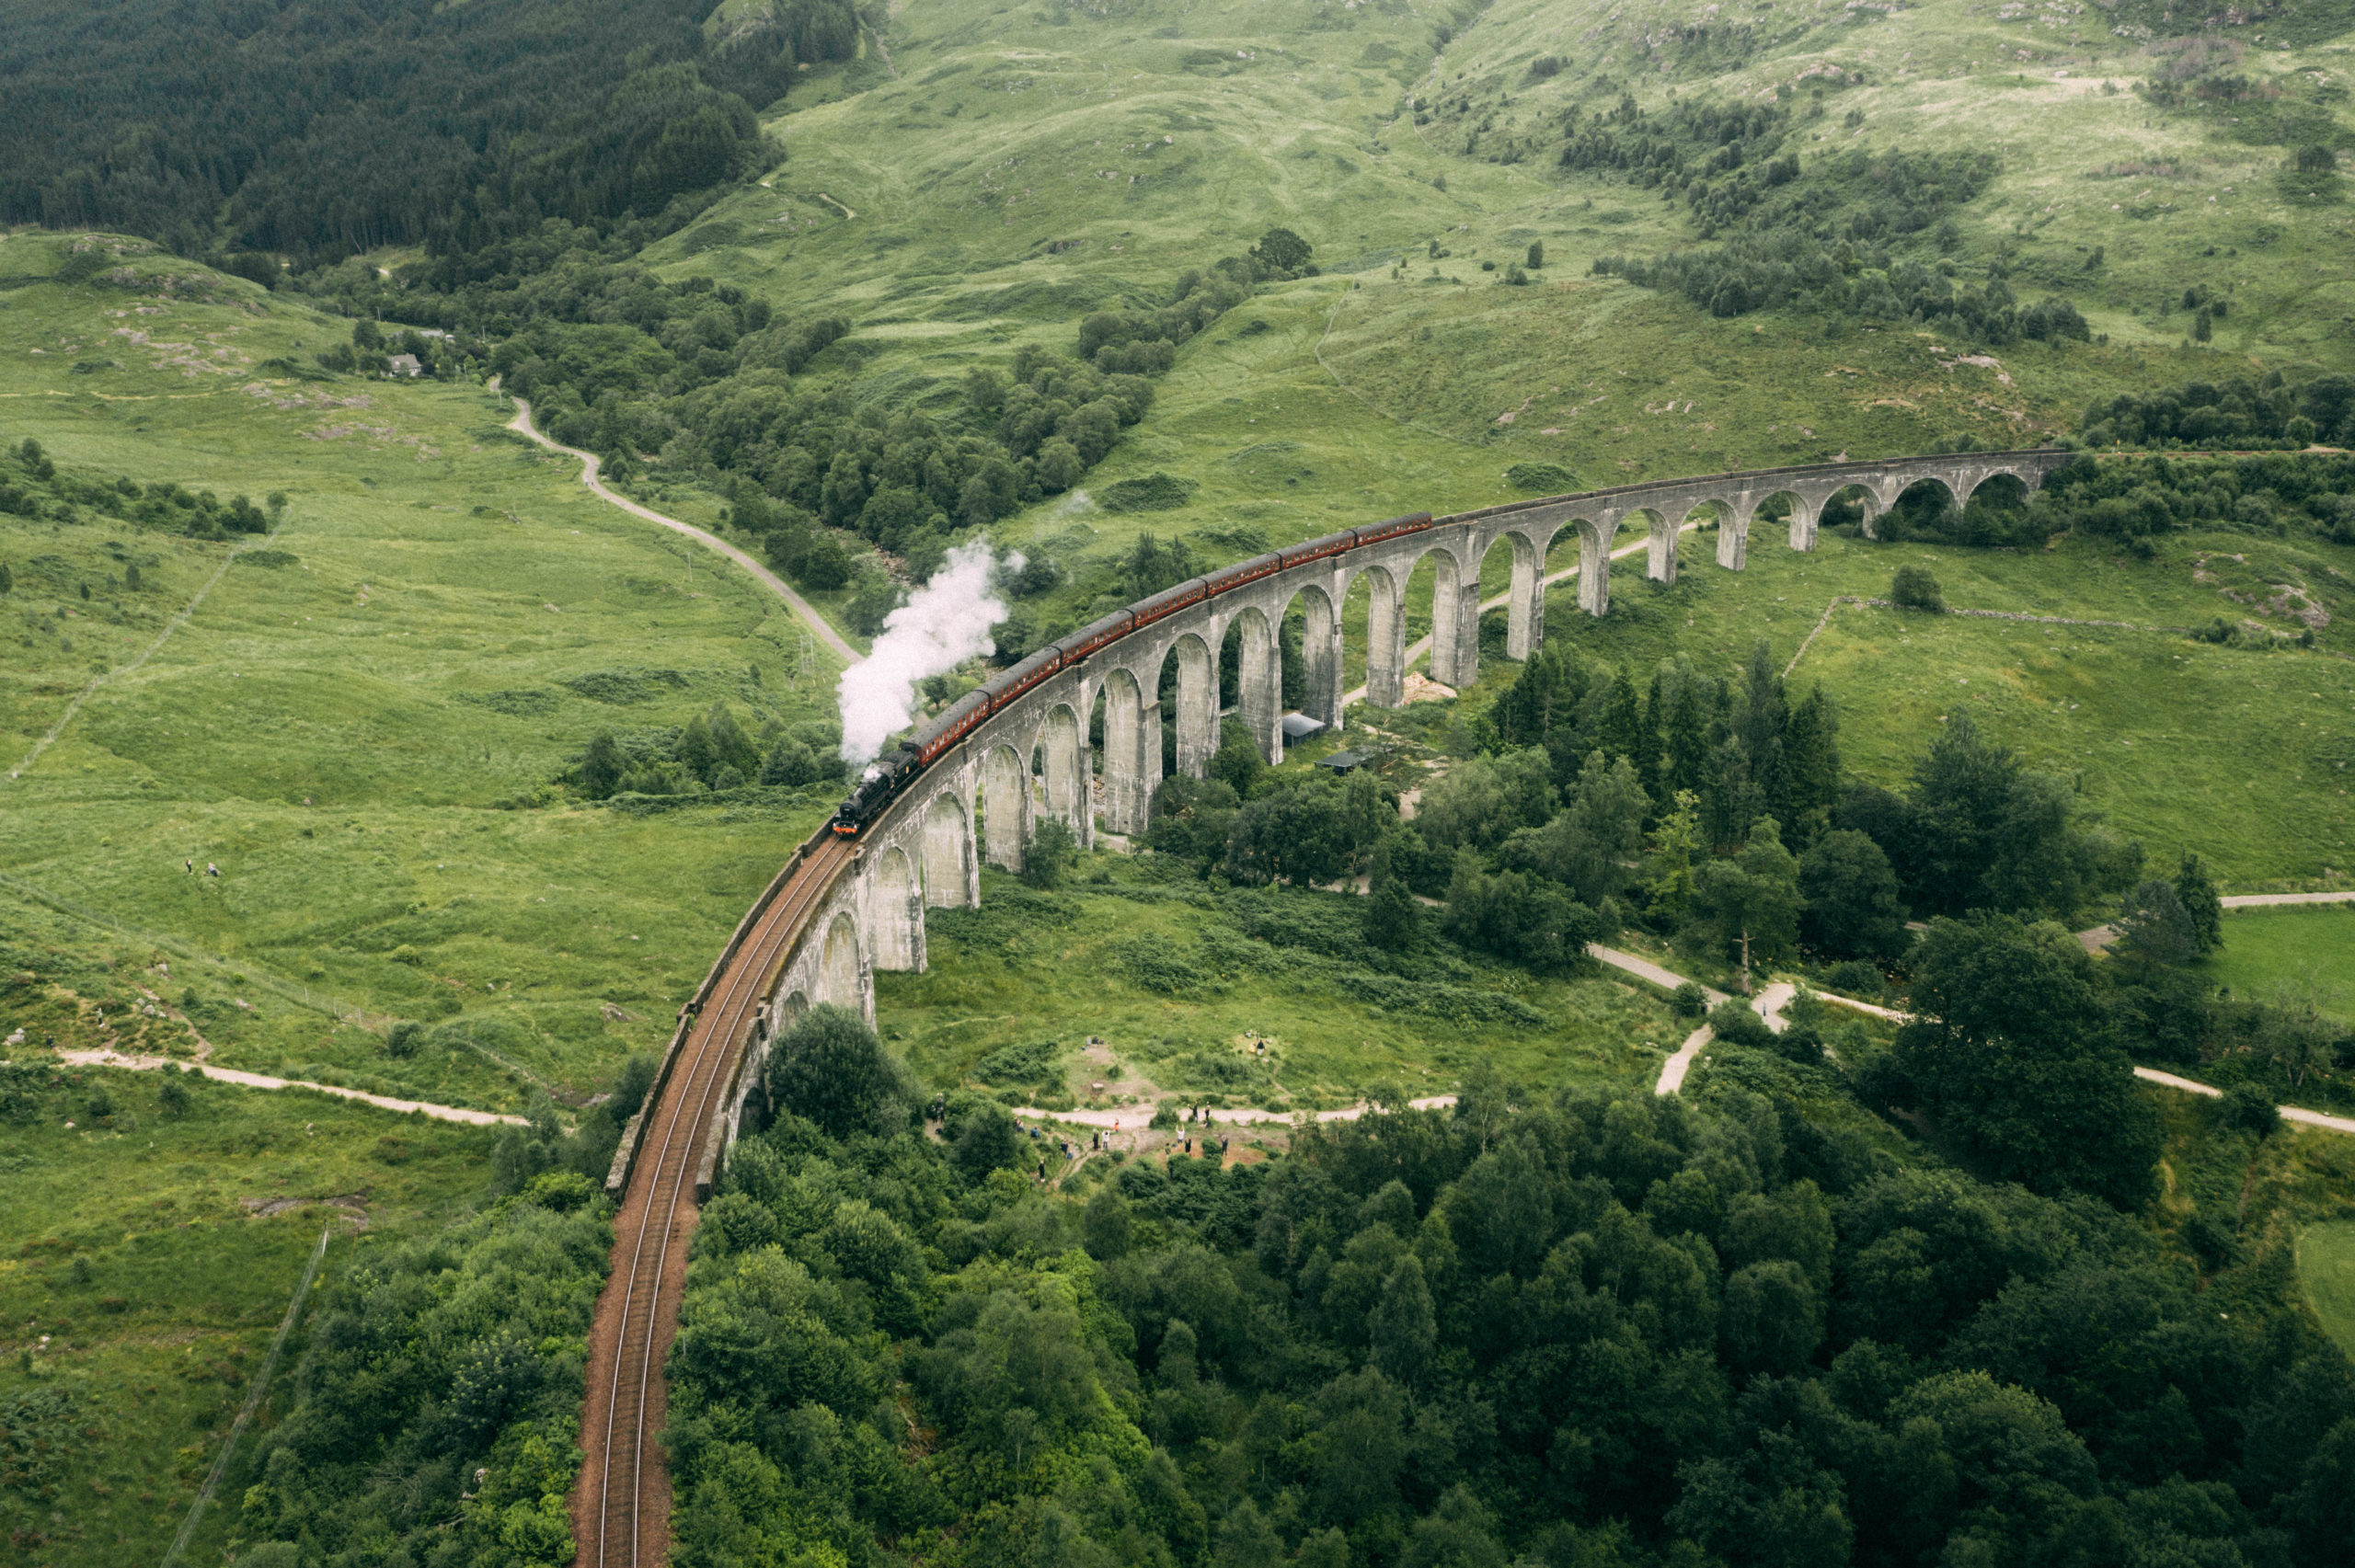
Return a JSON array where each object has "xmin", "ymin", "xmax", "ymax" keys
[
  {"xmin": 504, "ymin": 395, "xmax": 860, "ymax": 664},
  {"xmin": 1010, "ymin": 1093, "xmax": 1458, "ymax": 1129},
  {"xmin": 56, "ymin": 1045, "xmax": 530, "ymax": 1127},
  {"xmin": 2076, "ymin": 891, "xmax": 2355, "ymax": 954},
  {"xmin": 1611, "ymin": 949, "xmax": 2355, "ymax": 1136}
]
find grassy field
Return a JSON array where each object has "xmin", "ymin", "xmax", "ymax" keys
[
  {"xmin": 2207, "ymin": 904, "xmax": 2355, "ymax": 1014},
  {"xmin": 1441, "ymin": 521, "xmax": 2355, "ymax": 890},
  {"xmin": 879, "ymin": 853, "xmax": 1677, "ymax": 1113},
  {"xmin": 0, "ymin": 1060, "xmax": 500, "ymax": 1568},
  {"xmin": 2299, "ymin": 1219, "xmax": 2355, "ymax": 1358},
  {"xmin": 0, "ymin": 238, "xmax": 844, "ymax": 1106}
]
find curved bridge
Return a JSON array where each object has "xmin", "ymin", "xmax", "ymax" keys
[{"xmin": 565, "ymin": 448, "xmax": 2064, "ymax": 1568}]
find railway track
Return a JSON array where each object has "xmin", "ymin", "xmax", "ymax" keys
[{"xmin": 569, "ymin": 830, "xmax": 856, "ymax": 1568}]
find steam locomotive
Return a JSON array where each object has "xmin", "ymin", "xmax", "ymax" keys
[{"xmin": 827, "ymin": 510, "xmax": 1435, "ymax": 836}]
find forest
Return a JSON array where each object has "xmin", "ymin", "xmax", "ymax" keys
[
  {"xmin": 1571, "ymin": 95, "xmax": 2097, "ymax": 343},
  {"xmin": 0, "ymin": 0, "xmax": 847, "ymax": 260},
  {"xmin": 638, "ymin": 1003, "xmax": 2351, "ymax": 1568}
]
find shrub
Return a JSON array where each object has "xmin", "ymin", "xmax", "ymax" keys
[
  {"xmin": 764, "ymin": 1005, "xmax": 917, "ymax": 1139},
  {"xmin": 1890, "ymin": 565, "xmax": 1945, "ymax": 612},
  {"xmin": 2222, "ymin": 1083, "xmax": 2280, "ymax": 1139},
  {"xmin": 1706, "ymin": 998, "xmax": 1776, "ymax": 1048},
  {"xmin": 1822, "ymin": 958, "xmax": 1885, "ymax": 998},
  {"xmin": 1024, "ymin": 818, "xmax": 1079, "ymax": 889},
  {"xmin": 1503, "ymin": 462, "xmax": 1582, "ymax": 495},
  {"xmin": 1097, "ymin": 472, "xmax": 1198, "ymax": 512},
  {"xmin": 1670, "ymin": 980, "xmax": 1708, "ymax": 1019}
]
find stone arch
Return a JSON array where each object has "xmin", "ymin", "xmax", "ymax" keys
[
  {"xmin": 816, "ymin": 910, "xmax": 862, "ymax": 1011},
  {"xmin": 1423, "ymin": 541, "xmax": 1481, "ymax": 691},
  {"xmin": 1097, "ymin": 665, "xmax": 1153, "ymax": 834},
  {"xmin": 1750, "ymin": 488, "xmax": 1817, "ymax": 555},
  {"xmin": 1648, "ymin": 503, "xmax": 1701, "ymax": 583},
  {"xmin": 869, "ymin": 845, "xmax": 920, "ymax": 970},
  {"xmin": 1482, "ymin": 527, "xmax": 1545, "ymax": 661},
  {"xmin": 1228, "ymin": 603, "xmax": 1282, "ymax": 758},
  {"xmin": 1352, "ymin": 564, "xmax": 1406, "ymax": 708},
  {"xmin": 1165, "ymin": 631, "xmax": 1218, "ymax": 778},
  {"xmin": 1822, "ymin": 482, "xmax": 1882, "ymax": 540},
  {"xmin": 924, "ymin": 788, "xmax": 973, "ymax": 907},
  {"xmin": 982, "ymin": 742, "xmax": 1029, "ymax": 871},
  {"xmin": 1883, "ymin": 475, "xmax": 1963, "ymax": 538},
  {"xmin": 1041, "ymin": 702, "xmax": 1086, "ymax": 841},
  {"xmin": 1575, "ymin": 514, "xmax": 1629, "ymax": 615},
  {"xmin": 777, "ymin": 990, "xmax": 810, "ymax": 1027},
  {"xmin": 1960, "ymin": 468, "xmax": 2033, "ymax": 509},
  {"xmin": 1281, "ymin": 583, "xmax": 1342, "ymax": 727}
]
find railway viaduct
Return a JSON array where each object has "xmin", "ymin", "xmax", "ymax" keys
[
  {"xmin": 569, "ymin": 447, "xmax": 2066, "ymax": 1568},
  {"xmin": 778, "ymin": 447, "xmax": 2062, "ymax": 1027}
]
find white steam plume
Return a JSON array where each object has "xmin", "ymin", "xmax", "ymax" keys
[{"xmin": 837, "ymin": 541, "xmax": 1014, "ymax": 767}]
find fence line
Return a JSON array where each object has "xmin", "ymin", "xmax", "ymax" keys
[{"xmin": 159, "ymin": 1223, "xmax": 332, "ymax": 1568}]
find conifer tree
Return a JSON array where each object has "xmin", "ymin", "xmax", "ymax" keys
[
  {"xmin": 1637, "ymin": 669, "xmax": 1668, "ymax": 811},
  {"xmin": 1779, "ymin": 684, "xmax": 1842, "ymax": 843},
  {"xmin": 1599, "ymin": 668, "xmax": 1642, "ymax": 767},
  {"xmin": 2173, "ymin": 851, "xmax": 2224, "ymax": 956},
  {"xmin": 1665, "ymin": 678, "xmax": 1712, "ymax": 798}
]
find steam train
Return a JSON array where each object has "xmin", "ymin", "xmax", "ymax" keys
[{"xmin": 828, "ymin": 511, "xmax": 1436, "ymax": 836}]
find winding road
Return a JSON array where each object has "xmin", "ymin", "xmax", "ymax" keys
[{"xmin": 505, "ymin": 395, "xmax": 860, "ymax": 664}]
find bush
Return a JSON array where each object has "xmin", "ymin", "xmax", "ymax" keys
[
  {"xmin": 1097, "ymin": 473, "xmax": 1198, "ymax": 512},
  {"xmin": 1822, "ymin": 958, "xmax": 1885, "ymax": 998},
  {"xmin": 2222, "ymin": 1083, "xmax": 2280, "ymax": 1139},
  {"xmin": 1670, "ymin": 980, "xmax": 1709, "ymax": 1019},
  {"xmin": 764, "ymin": 1005, "xmax": 917, "ymax": 1139},
  {"xmin": 1890, "ymin": 565, "xmax": 1944, "ymax": 612},
  {"xmin": 1706, "ymin": 998, "xmax": 1776, "ymax": 1049},
  {"xmin": 1504, "ymin": 462, "xmax": 1581, "ymax": 494},
  {"xmin": 1024, "ymin": 818, "xmax": 1079, "ymax": 889}
]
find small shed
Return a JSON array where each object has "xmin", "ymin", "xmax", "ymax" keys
[
  {"xmin": 1317, "ymin": 749, "xmax": 1373, "ymax": 774},
  {"xmin": 1279, "ymin": 712, "xmax": 1327, "ymax": 745},
  {"xmin": 386, "ymin": 353, "xmax": 423, "ymax": 378}
]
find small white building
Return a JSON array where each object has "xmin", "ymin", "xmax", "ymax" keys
[{"xmin": 386, "ymin": 353, "xmax": 423, "ymax": 377}]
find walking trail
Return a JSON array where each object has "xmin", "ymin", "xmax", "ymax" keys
[
  {"xmin": 54, "ymin": 1045, "xmax": 529, "ymax": 1127},
  {"xmin": 504, "ymin": 394, "xmax": 860, "ymax": 665},
  {"xmin": 2077, "ymin": 890, "xmax": 2355, "ymax": 954},
  {"xmin": 1631, "ymin": 952, "xmax": 2355, "ymax": 1137},
  {"xmin": 1017, "ymin": 913, "xmax": 2355, "ymax": 1139}
]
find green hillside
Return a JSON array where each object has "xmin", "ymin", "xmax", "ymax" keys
[
  {"xmin": 0, "ymin": 235, "xmax": 847, "ymax": 1107},
  {"xmin": 646, "ymin": 0, "xmax": 2352, "ymax": 539},
  {"xmin": 5, "ymin": 4, "xmax": 2355, "ymax": 1565}
]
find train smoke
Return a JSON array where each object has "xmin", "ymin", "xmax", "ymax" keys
[{"xmin": 837, "ymin": 541, "xmax": 1013, "ymax": 768}]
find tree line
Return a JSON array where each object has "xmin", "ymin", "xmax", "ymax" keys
[
  {"xmin": 634, "ymin": 1001, "xmax": 2355, "ymax": 1568},
  {"xmin": 0, "ymin": 433, "xmax": 282, "ymax": 540},
  {"xmin": 0, "ymin": 0, "xmax": 848, "ymax": 263},
  {"xmin": 1839, "ymin": 445, "xmax": 2355, "ymax": 554},
  {"xmin": 1568, "ymin": 94, "xmax": 2092, "ymax": 347}
]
